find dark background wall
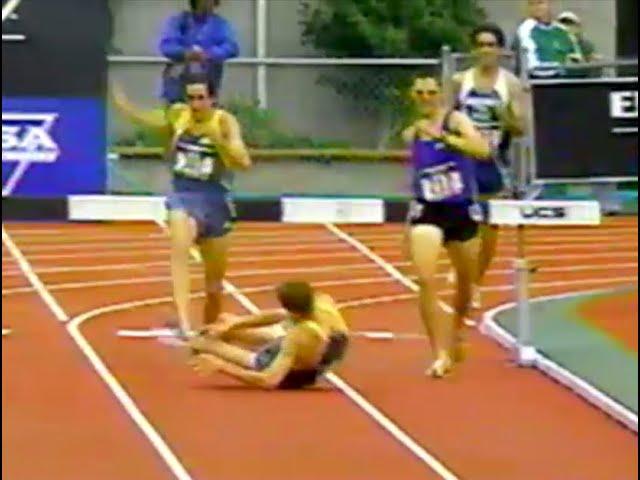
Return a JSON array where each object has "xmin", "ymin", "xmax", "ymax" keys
[
  {"xmin": 2, "ymin": 0, "xmax": 109, "ymax": 96},
  {"xmin": 617, "ymin": 0, "xmax": 638, "ymax": 57}
]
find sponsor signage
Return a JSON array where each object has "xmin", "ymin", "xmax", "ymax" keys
[
  {"xmin": 532, "ymin": 78, "xmax": 638, "ymax": 181},
  {"xmin": 2, "ymin": 98, "xmax": 106, "ymax": 196}
]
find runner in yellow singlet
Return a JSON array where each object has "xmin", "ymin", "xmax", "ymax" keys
[
  {"xmin": 188, "ymin": 281, "xmax": 350, "ymax": 389},
  {"xmin": 112, "ymin": 73, "xmax": 251, "ymax": 336}
]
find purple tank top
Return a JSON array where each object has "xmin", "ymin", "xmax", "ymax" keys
[{"xmin": 410, "ymin": 138, "xmax": 476, "ymax": 204}]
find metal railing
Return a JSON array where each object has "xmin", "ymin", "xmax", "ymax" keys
[
  {"xmin": 108, "ymin": 50, "xmax": 637, "ymax": 184},
  {"xmin": 108, "ymin": 53, "xmax": 442, "ymax": 111}
]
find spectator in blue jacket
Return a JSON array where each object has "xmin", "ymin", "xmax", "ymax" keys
[{"xmin": 159, "ymin": 0, "xmax": 239, "ymax": 105}]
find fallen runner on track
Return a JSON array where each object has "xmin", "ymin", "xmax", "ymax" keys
[{"xmin": 188, "ymin": 281, "xmax": 350, "ymax": 389}]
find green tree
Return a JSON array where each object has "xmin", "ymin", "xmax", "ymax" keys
[{"xmin": 300, "ymin": 0, "xmax": 486, "ymax": 147}]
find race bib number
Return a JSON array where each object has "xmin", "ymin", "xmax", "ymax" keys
[
  {"xmin": 174, "ymin": 151, "xmax": 216, "ymax": 180},
  {"xmin": 420, "ymin": 170, "xmax": 464, "ymax": 201}
]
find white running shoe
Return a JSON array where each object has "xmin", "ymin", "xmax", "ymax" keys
[{"xmin": 426, "ymin": 353, "xmax": 453, "ymax": 378}]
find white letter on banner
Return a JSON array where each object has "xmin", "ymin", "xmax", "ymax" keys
[
  {"xmin": 610, "ymin": 91, "xmax": 638, "ymax": 119},
  {"xmin": 2, "ymin": 125, "xmax": 20, "ymax": 150}
]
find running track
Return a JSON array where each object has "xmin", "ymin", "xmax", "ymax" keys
[{"xmin": 2, "ymin": 218, "xmax": 638, "ymax": 479}]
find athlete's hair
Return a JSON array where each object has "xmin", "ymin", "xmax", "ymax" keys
[
  {"xmin": 470, "ymin": 23, "xmax": 506, "ymax": 48},
  {"xmin": 276, "ymin": 281, "xmax": 315, "ymax": 316},
  {"xmin": 182, "ymin": 73, "xmax": 218, "ymax": 97},
  {"xmin": 189, "ymin": 0, "xmax": 220, "ymax": 11},
  {"xmin": 412, "ymin": 75, "xmax": 440, "ymax": 86}
]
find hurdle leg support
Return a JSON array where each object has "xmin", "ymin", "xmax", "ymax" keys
[{"xmin": 514, "ymin": 256, "xmax": 537, "ymax": 366}]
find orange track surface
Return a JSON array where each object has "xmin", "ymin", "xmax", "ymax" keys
[
  {"xmin": 578, "ymin": 289, "xmax": 638, "ymax": 353},
  {"xmin": 2, "ymin": 218, "xmax": 638, "ymax": 479},
  {"xmin": 2, "ymin": 293, "xmax": 173, "ymax": 480}
]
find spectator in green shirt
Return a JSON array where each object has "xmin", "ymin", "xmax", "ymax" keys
[{"xmin": 512, "ymin": 0, "xmax": 578, "ymax": 78}]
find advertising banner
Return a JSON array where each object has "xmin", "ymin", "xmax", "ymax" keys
[
  {"xmin": 532, "ymin": 78, "xmax": 638, "ymax": 182},
  {"xmin": 2, "ymin": 98, "xmax": 106, "ymax": 196},
  {"xmin": 2, "ymin": 0, "xmax": 108, "ymax": 196}
]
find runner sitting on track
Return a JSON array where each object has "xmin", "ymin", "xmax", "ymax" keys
[
  {"xmin": 112, "ymin": 74, "xmax": 251, "ymax": 335},
  {"xmin": 402, "ymin": 76, "xmax": 491, "ymax": 378},
  {"xmin": 451, "ymin": 24, "xmax": 526, "ymax": 308},
  {"xmin": 188, "ymin": 281, "xmax": 350, "ymax": 389}
]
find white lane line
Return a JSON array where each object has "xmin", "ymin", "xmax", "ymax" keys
[
  {"xmin": 223, "ymin": 280, "xmax": 460, "ymax": 480},
  {"xmin": 67, "ymin": 318, "xmax": 195, "ymax": 479},
  {"xmin": 481, "ymin": 288, "xmax": 638, "ymax": 433},
  {"xmin": 4, "ymin": 248, "xmax": 172, "ymax": 262},
  {"xmin": 4, "ymin": 249, "xmax": 637, "ymax": 278},
  {"xmin": 2, "ymin": 226, "xmax": 67, "ymax": 322},
  {"xmin": 3, "ymin": 258, "xmax": 637, "ymax": 279},
  {"xmin": 10, "ymin": 226, "xmax": 637, "ymax": 244},
  {"xmin": 3, "ymin": 226, "xmax": 195, "ymax": 480},
  {"xmin": 12, "ymin": 234, "xmax": 639, "ymax": 254},
  {"xmin": 3, "ymin": 269, "xmax": 637, "ymax": 299},
  {"xmin": 326, "ymin": 223, "xmax": 471, "ymax": 325},
  {"xmin": 150, "ymin": 219, "xmax": 459, "ymax": 478},
  {"xmin": 116, "ymin": 327, "xmax": 421, "ymax": 342},
  {"xmin": 351, "ymin": 232, "xmax": 638, "ymax": 244},
  {"xmin": 14, "ymin": 237, "xmax": 343, "ymax": 253},
  {"xmin": 327, "ymin": 224, "xmax": 639, "ymax": 432},
  {"xmin": 14, "ymin": 239, "xmax": 358, "ymax": 256},
  {"xmin": 11, "ymin": 243, "xmax": 639, "ymax": 263},
  {"xmin": 326, "ymin": 223, "xmax": 638, "ymax": 305}
]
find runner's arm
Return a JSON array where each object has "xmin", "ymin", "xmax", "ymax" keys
[
  {"xmin": 443, "ymin": 112, "xmax": 492, "ymax": 160},
  {"xmin": 499, "ymin": 74, "xmax": 527, "ymax": 137},
  {"xmin": 111, "ymin": 82, "xmax": 172, "ymax": 133},
  {"xmin": 401, "ymin": 124, "xmax": 417, "ymax": 145},
  {"xmin": 212, "ymin": 112, "xmax": 252, "ymax": 171}
]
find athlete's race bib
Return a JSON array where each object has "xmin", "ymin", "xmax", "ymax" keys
[
  {"xmin": 174, "ymin": 150, "xmax": 216, "ymax": 180},
  {"xmin": 420, "ymin": 168, "xmax": 464, "ymax": 202}
]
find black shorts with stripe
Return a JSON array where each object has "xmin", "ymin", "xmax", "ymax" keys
[{"xmin": 407, "ymin": 199, "xmax": 479, "ymax": 244}]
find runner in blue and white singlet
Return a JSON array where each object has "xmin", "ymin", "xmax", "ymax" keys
[
  {"xmin": 402, "ymin": 76, "xmax": 492, "ymax": 378},
  {"xmin": 452, "ymin": 24, "xmax": 526, "ymax": 309},
  {"xmin": 456, "ymin": 67, "xmax": 512, "ymax": 194},
  {"xmin": 453, "ymin": 24, "xmax": 525, "ymax": 197}
]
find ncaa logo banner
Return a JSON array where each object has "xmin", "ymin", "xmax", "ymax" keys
[{"xmin": 2, "ymin": 97, "xmax": 105, "ymax": 196}]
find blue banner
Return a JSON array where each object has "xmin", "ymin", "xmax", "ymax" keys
[{"xmin": 2, "ymin": 97, "xmax": 106, "ymax": 196}]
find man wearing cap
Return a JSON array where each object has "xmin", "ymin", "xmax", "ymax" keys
[
  {"xmin": 557, "ymin": 10, "xmax": 602, "ymax": 77},
  {"xmin": 556, "ymin": 10, "xmax": 619, "ymax": 214}
]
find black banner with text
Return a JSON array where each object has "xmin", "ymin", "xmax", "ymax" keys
[
  {"xmin": 532, "ymin": 78, "xmax": 638, "ymax": 181},
  {"xmin": 2, "ymin": 0, "xmax": 109, "ymax": 97}
]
